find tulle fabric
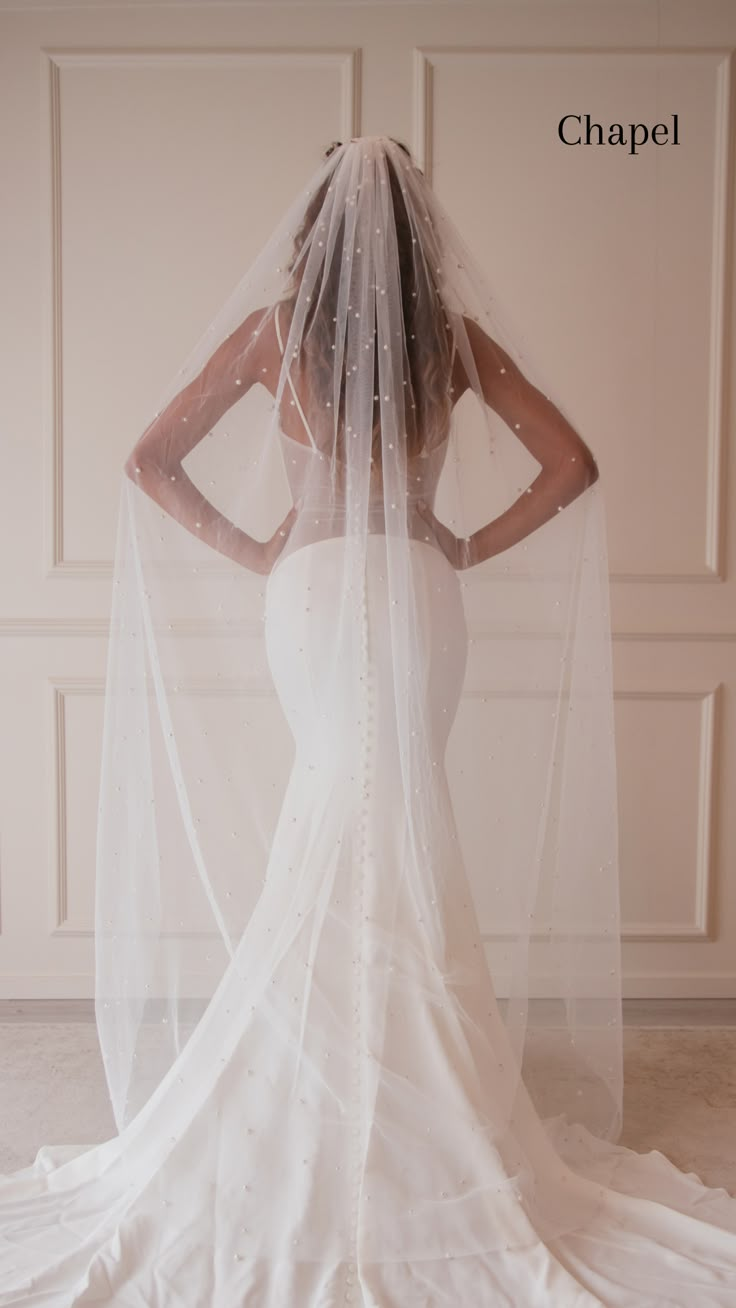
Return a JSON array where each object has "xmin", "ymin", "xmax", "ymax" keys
[
  {"xmin": 93, "ymin": 134, "xmax": 623, "ymax": 1162},
  {"xmin": 4, "ymin": 135, "xmax": 733, "ymax": 1306}
]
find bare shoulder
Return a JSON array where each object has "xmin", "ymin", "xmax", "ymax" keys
[
  {"xmin": 448, "ymin": 314, "xmax": 509, "ymax": 409},
  {"xmin": 243, "ymin": 304, "xmax": 275, "ymax": 356},
  {"xmin": 456, "ymin": 314, "xmax": 522, "ymax": 408},
  {"xmin": 202, "ymin": 305, "xmax": 277, "ymax": 389}
]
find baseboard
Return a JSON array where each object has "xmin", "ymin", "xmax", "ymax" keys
[{"xmin": 0, "ymin": 997, "xmax": 734, "ymax": 1025}]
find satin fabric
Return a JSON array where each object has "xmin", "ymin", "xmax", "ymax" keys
[{"xmin": 1, "ymin": 535, "xmax": 735, "ymax": 1306}]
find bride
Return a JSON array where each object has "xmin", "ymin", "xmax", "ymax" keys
[{"xmin": 1, "ymin": 134, "xmax": 735, "ymax": 1306}]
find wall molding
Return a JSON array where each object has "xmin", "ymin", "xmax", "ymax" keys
[
  {"xmin": 414, "ymin": 45, "xmax": 733, "ymax": 583},
  {"xmin": 42, "ymin": 46, "xmax": 360, "ymax": 576}
]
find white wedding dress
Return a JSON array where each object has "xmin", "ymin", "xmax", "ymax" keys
[{"xmin": 1, "ymin": 479, "xmax": 736, "ymax": 1305}]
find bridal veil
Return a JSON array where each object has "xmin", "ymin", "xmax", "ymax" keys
[{"xmin": 96, "ymin": 134, "xmax": 622, "ymax": 1248}]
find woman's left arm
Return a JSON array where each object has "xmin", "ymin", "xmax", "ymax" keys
[{"xmin": 123, "ymin": 307, "xmax": 297, "ymax": 574}]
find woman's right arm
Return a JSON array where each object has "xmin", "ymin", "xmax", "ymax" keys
[{"xmin": 420, "ymin": 316, "xmax": 599, "ymax": 568}]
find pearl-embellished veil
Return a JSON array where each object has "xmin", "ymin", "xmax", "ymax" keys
[{"xmin": 97, "ymin": 133, "xmax": 623, "ymax": 1246}]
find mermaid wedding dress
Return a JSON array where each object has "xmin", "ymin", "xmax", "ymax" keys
[
  {"xmin": 1, "ymin": 515, "xmax": 736, "ymax": 1305},
  {"xmin": 2, "ymin": 134, "xmax": 736, "ymax": 1305}
]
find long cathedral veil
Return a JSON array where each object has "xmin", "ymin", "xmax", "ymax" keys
[{"xmin": 95, "ymin": 134, "xmax": 622, "ymax": 1246}]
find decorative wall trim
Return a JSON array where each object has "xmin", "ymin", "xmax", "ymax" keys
[
  {"xmin": 49, "ymin": 677, "xmax": 104, "ymax": 933},
  {"xmin": 43, "ymin": 46, "xmax": 360, "ymax": 576},
  {"xmin": 464, "ymin": 683, "xmax": 721, "ymax": 944},
  {"xmin": 49, "ymin": 675, "xmax": 281, "ymax": 938},
  {"xmin": 3, "ymin": 619, "xmax": 736, "ymax": 640},
  {"xmin": 414, "ymin": 46, "xmax": 733, "ymax": 583}
]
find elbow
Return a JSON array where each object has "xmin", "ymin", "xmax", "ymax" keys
[
  {"xmin": 124, "ymin": 438, "xmax": 151, "ymax": 481},
  {"xmin": 550, "ymin": 446, "xmax": 599, "ymax": 510},
  {"xmin": 577, "ymin": 449, "xmax": 599, "ymax": 491},
  {"xmin": 567, "ymin": 444, "xmax": 599, "ymax": 495},
  {"xmin": 583, "ymin": 450, "xmax": 600, "ymax": 488},
  {"xmin": 124, "ymin": 447, "xmax": 173, "ymax": 485},
  {"xmin": 124, "ymin": 449, "xmax": 142, "ymax": 481}
]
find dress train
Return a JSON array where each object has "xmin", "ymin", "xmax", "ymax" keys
[{"xmin": 1, "ymin": 534, "xmax": 735, "ymax": 1307}]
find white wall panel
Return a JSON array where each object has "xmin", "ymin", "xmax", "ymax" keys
[{"xmin": 1, "ymin": 0, "xmax": 735, "ymax": 999}]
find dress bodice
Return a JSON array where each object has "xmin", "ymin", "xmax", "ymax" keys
[{"xmin": 278, "ymin": 428, "xmax": 449, "ymax": 517}]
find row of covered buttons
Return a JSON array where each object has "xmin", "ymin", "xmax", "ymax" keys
[{"xmin": 345, "ymin": 567, "xmax": 373, "ymax": 1304}]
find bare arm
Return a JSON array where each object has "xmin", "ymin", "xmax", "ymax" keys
[
  {"xmin": 123, "ymin": 307, "xmax": 297, "ymax": 575},
  {"xmin": 420, "ymin": 316, "xmax": 599, "ymax": 568}
]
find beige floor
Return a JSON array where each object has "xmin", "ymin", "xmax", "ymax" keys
[{"xmin": 0, "ymin": 1000, "xmax": 734, "ymax": 1193}]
